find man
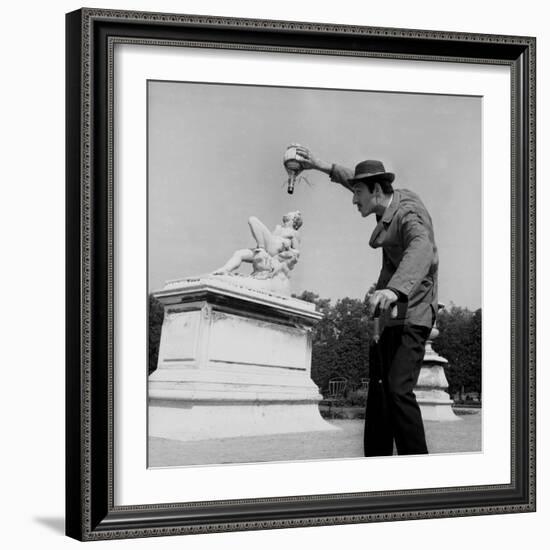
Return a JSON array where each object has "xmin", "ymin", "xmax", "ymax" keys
[{"xmin": 296, "ymin": 146, "xmax": 438, "ymax": 457}]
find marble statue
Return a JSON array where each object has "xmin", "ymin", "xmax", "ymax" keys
[{"xmin": 212, "ymin": 211, "xmax": 302, "ymax": 295}]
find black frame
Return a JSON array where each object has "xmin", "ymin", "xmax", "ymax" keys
[{"xmin": 66, "ymin": 8, "xmax": 536, "ymax": 541}]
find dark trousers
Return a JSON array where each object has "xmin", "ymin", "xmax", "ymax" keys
[{"xmin": 364, "ymin": 324, "xmax": 430, "ymax": 457}]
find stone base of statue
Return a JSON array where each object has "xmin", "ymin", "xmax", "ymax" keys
[
  {"xmin": 415, "ymin": 314, "xmax": 460, "ymax": 422},
  {"xmin": 149, "ymin": 275, "xmax": 337, "ymax": 441}
]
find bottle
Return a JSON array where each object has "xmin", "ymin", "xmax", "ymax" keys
[{"xmin": 283, "ymin": 143, "xmax": 304, "ymax": 194}]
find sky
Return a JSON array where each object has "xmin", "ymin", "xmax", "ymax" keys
[{"xmin": 148, "ymin": 80, "xmax": 481, "ymax": 309}]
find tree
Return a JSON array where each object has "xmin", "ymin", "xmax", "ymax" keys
[
  {"xmin": 148, "ymin": 294, "xmax": 164, "ymax": 375},
  {"xmin": 330, "ymin": 297, "xmax": 372, "ymax": 385},
  {"xmin": 293, "ymin": 291, "xmax": 337, "ymax": 392},
  {"xmin": 433, "ymin": 305, "xmax": 482, "ymax": 396},
  {"xmin": 294, "ymin": 291, "xmax": 374, "ymax": 395}
]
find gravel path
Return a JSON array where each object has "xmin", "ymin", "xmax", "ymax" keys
[{"xmin": 149, "ymin": 412, "xmax": 481, "ymax": 467}]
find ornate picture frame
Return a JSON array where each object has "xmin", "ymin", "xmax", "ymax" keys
[{"xmin": 66, "ymin": 8, "xmax": 535, "ymax": 541}]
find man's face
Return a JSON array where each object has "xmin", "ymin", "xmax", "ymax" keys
[{"xmin": 352, "ymin": 181, "xmax": 377, "ymax": 217}]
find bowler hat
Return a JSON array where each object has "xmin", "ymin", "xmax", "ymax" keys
[{"xmin": 347, "ymin": 160, "xmax": 395, "ymax": 185}]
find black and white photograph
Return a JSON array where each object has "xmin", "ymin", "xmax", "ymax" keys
[{"xmin": 147, "ymin": 80, "xmax": 482, "ymax": 467}]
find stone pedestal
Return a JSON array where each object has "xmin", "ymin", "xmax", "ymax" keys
[
  {"xmin": 415, "ymin": 309, "xmax": 460, "ymax": 422},
  {"xmin": 149, "ymin": 276, "xmax": 336, "ymax": 441}
]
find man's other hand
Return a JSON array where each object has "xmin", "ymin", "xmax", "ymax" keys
[{"xmin": 370, "ymin": 289, "xmax": 399, "ymax": 318}]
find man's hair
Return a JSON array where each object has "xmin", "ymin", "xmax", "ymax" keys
[{"xmin": 361, "ymin": 179, "xmax": 394, "ymax": 195}]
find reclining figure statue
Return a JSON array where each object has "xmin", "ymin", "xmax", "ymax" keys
[{"xmin": 212, "ymin": 211, "xmax": 302, "ymax": 295}]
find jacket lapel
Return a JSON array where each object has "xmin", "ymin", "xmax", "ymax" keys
[{"xmin": 369, "ymin": 190, "xmax": 401, "ymax": 248}]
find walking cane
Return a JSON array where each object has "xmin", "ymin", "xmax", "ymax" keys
[
  {"xmin": 364, "ymin": 303, "xmax": 392, "ymax": 456},
  {"xmin": 371, "ymin": 302, "xmax": 397, "ymax": 389},
  {"xmin": 372, "ymin": 304, "xmax": 382, "ymax": 344},
  {"xmin": 371, "ymin": 304, "xmax": 385, "ymax": 388}
]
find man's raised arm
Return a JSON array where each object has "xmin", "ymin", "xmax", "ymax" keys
[{"xmin": 295, "ymin": 145, "xmax": 354, "ymax": 193}]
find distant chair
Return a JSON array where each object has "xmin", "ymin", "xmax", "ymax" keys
[
  {"xmin": 327, "ymin": 377, "xmax": 348, "ymax": 399},
  {"xmin": 359, "ymin": 378, "xmax": 370, "ymax": 394},
  {"xmin": 465, "ymin": 392, "xmax": 480, "ymax": 403}
]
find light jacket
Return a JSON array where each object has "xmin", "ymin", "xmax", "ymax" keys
[{"xmin": 331, "ymin": 164, "xmax": 438, "ymax": 328}]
